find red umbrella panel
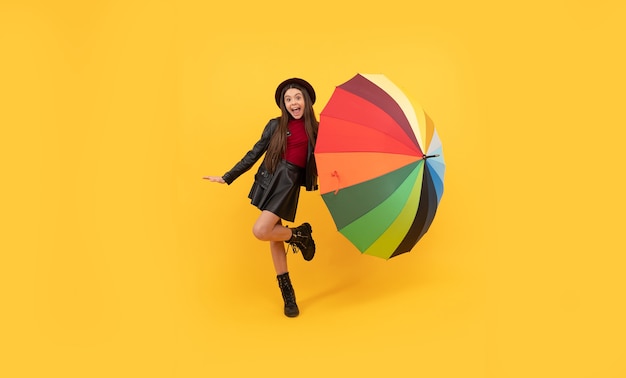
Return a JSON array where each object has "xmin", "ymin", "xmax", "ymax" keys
[{"xmin": 315, "ymin": 74, "xmax": 445, "ymax": 259}]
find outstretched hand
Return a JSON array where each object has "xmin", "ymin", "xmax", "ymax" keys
[{"xmin": 203, "ymin": 176, "xmax": 226, "ymax": 184}]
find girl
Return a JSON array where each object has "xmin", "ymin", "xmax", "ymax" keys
[{"xmin": 203, "ymin": 78, "xmax": 319, "ymax": 317}]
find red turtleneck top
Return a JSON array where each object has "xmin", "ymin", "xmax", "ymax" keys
[{"xmin": 284, "ymin": 118, "xmax": 308, "ymax": 168}]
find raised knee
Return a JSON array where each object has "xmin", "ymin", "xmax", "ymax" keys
[{"xmin": 252, "ymin": 224, "xmax": 270, "ymax": 241}]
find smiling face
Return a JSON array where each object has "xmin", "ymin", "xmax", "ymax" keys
[{"xmin": 283, "ymin": 88, "xmax": 305, "ymax": 119}]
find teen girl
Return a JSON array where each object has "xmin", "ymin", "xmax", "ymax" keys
[{"xmin": 204, "ymin": 78, "xmax": 319, "ymax": 317}]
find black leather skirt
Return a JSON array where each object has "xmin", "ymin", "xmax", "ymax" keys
[{"xmin": 248, "ymin": 160, "xmax": 304, "ymax": 222}]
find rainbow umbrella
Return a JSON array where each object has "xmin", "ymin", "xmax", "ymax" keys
[{"xmin": 315, "ymin": 73, "xmax": 445, "ymax": 259}]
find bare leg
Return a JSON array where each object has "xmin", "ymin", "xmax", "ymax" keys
[
  {"xmin": 252, "ymin": 211, "xmax": 293, "ymax": 275},
  {"xmin": 253, "ymin": 211, "xmax": 301, "ymax": 316},
  {"xmin": 252, "ymin": 210, "xmax": 292, "ymax": 242},
  {"xmin": 270, "ymin": 240, "xmax": 288, "ymax": 275}
]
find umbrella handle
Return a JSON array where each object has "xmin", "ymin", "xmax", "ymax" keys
[{"xmin": 331, "ymin": 171, "xmax": 340, "ymax": 195}]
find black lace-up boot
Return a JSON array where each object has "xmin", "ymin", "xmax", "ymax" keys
[
  {"xmin": 285, "ymin": 223, "xmax": 316, "ymax": 261},
  {"xmin": 276, "ymin": 272, "xmax": 299, "ymax": 317}
]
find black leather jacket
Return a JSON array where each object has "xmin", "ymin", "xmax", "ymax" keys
[{"xmin": 222, "ymin": 118, "xmax": 318, "ymax": 191}]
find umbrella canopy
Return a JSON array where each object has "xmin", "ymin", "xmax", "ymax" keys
[{"xmin": 315, "ymin": 73, "xmax": 445, "ymax": 259}]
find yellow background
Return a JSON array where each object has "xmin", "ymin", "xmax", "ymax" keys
[{"xmin": 1, "ymin": 0, "xmax": 625, "ymax": 377}]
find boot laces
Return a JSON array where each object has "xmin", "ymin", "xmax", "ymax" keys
[
  {"xmin": 288, "ymin": 241, "xmax": 301, "ymax": 254},
  {"xmin": 287, "ymin": 229, "xmax": 308, "ymax": 254}
]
